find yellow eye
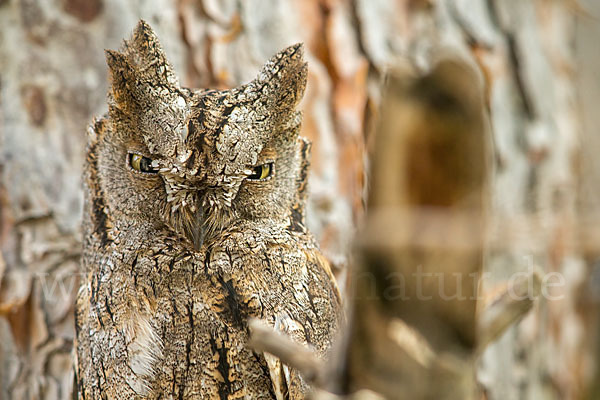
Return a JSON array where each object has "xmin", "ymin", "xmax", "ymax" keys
[
  {"xmin": 129, "ymin": 153, "xmax": 158, "ymax": 173},
  {"xmin": 247, "ymin": 162, "xmax": 273, "ymax": 180}
]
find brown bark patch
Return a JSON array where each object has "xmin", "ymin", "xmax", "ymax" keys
[
  {"xmin": 21, "ymin": 85, "xmax": 47, "ymax": 127},
  {"xmin": 63, "ymin": 0, "xmax": 103, "ymax": 23}
]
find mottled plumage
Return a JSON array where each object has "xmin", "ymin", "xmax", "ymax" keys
[{"xmin": 75, "ymin": 20, "xmax": 342, "ymax": 399}]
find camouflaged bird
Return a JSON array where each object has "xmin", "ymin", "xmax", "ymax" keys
[{"xmin": 74, "ymin": 20, "xmax": 342, "ymax": 399}]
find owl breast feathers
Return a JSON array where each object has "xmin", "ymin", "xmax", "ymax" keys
[{"xmin": 74, "ymin": 20, "xmax": 342, "ymax": 400}]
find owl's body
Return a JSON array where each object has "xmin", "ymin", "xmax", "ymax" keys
[{"xmin": 75, "ymin": 21, "xmax": 341, "ymax": 399}]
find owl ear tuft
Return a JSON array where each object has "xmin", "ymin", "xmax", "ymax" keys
[
  {"xmin": 105, "ymin": 49, "xmax": 138, "ymax": 112},
  {"xmin": 105, "ymin": 21, "xmax": 181, "ymax": 115},
  {"xmin": 124, "ymin": 20, "xmax": 179, "ymax": 87},
  {"xmin": 255, "ymin": 43, "xmax": 308, "ymax": 121}
]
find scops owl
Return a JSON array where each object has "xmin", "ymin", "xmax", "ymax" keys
[{"xmin": 75, "ymin": 21, "xmax": 342, "ymax": 399}]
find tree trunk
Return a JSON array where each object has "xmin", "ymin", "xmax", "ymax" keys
[{"xmin": 0, "ymin": 0, "xmax": 593, "ymax": 399}]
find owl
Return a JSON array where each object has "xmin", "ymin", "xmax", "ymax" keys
[{"xmin": 74, "ymin": 20, "xmax": 342, "ymax": 399}]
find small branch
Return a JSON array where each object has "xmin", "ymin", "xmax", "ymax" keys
[
  {"xmin": 247, "ymin": 318, "xmax": 322, "ymax": 384},
  {"xmin": 477, "ymin": 271, "xmax": 542, "ymax": 352}
]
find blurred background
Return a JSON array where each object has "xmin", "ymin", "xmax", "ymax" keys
[{"xmin": 1, "ymin": 0, "xmax": 600, "ymax": 399}]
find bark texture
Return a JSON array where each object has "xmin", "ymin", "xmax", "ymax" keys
[
  {"xmin": 339, "ymin": 57, "xmax": 491, "ymax": 399},
  {"xmin": 0, "ymin": 0, "xmax": 594, "ymax": 399}
]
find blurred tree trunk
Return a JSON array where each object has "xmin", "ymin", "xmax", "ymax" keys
[
  {"xmin": 575, "ymin": 1, "xmax": 600, "ymax": 399},
  {"xmin": 0, "ymin": 0, "xmax": 593, "ymax": 399}
]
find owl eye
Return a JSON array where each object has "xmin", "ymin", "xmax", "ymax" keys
[
  {"xmin": 247, "ymin": 162, "xmax": 273, "ymax": 180},
  {"xmin": 129, "ymin": 153, "xmax": 159, "ymax": 173}
]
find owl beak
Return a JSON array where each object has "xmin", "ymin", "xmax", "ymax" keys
[
  {"xmin": 190, "ymin": 205, "xmax": 206, "ymax": 251},
  {"xmin": 176, "ymin": 201, "xmax": 205, "ymax": 252}
]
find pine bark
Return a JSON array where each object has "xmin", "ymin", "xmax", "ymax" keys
[{"xmin": 0, "ymin": 0, "xmax": 592, "ymax": 399}]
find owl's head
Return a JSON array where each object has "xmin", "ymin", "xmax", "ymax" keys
[{"xmin": 87, "ymin": 21, "xmax": 309, "ymax": 250}]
